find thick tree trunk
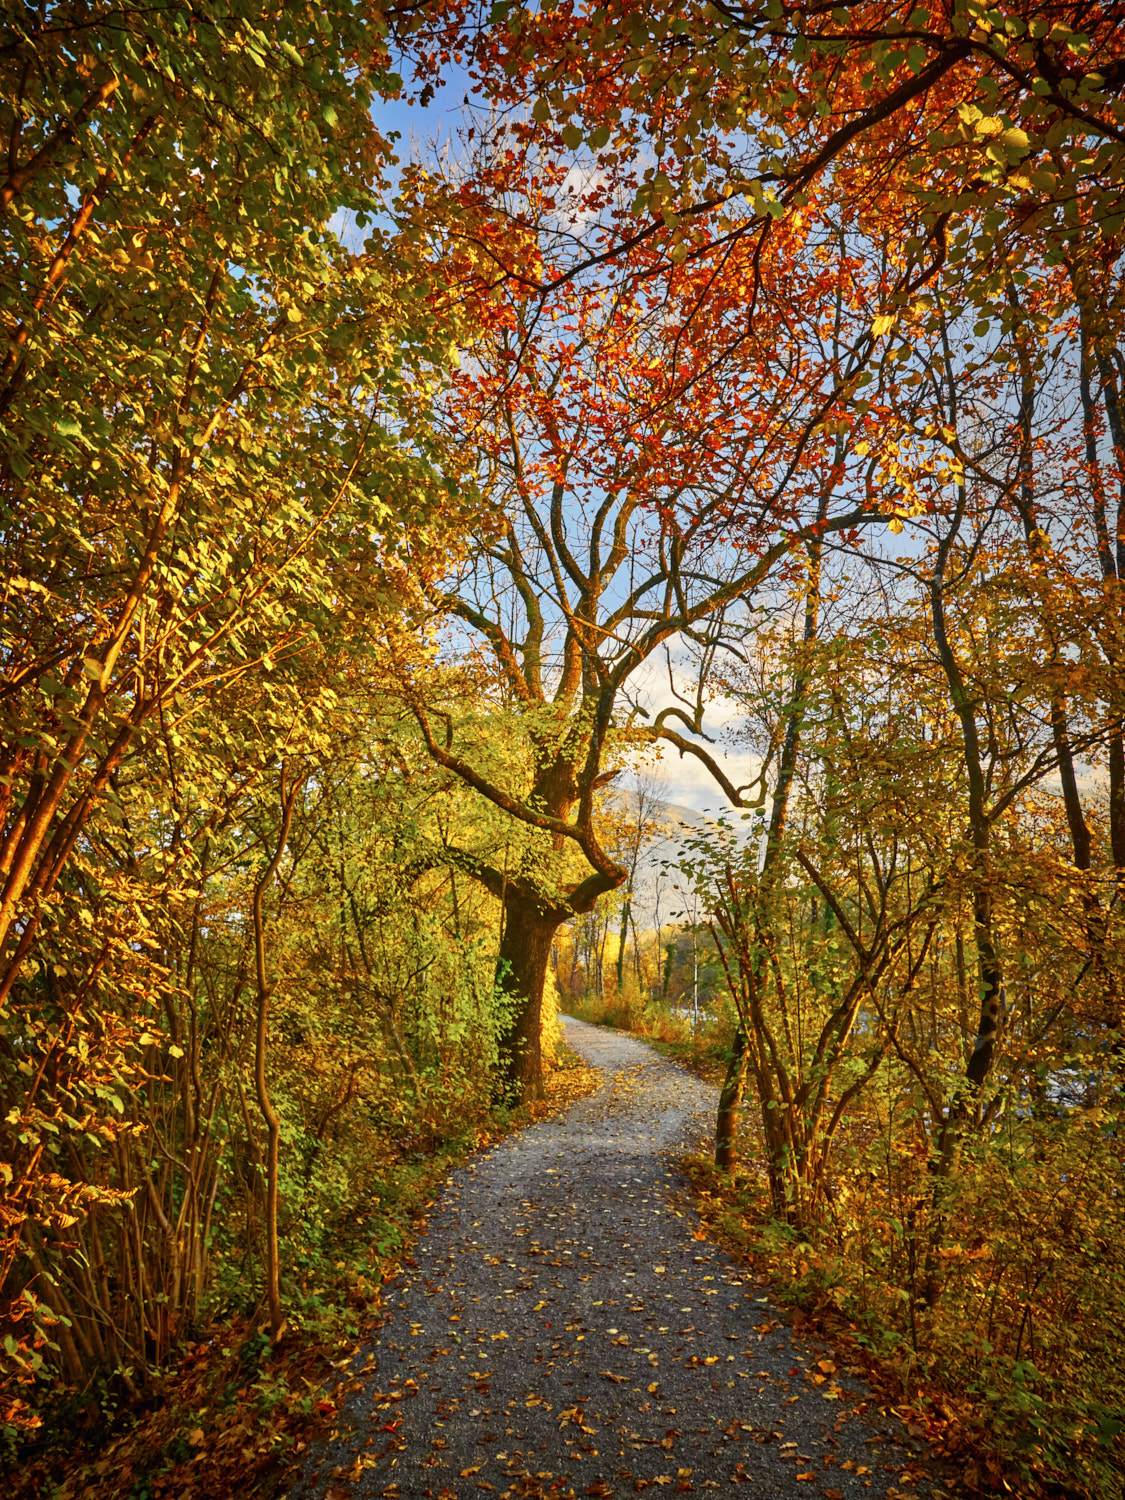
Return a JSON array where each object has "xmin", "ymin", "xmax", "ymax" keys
[{"xmin": 496, "ymin": 892, "xmax": 561, "ymax": 1103}]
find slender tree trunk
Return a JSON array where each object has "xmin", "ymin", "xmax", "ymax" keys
[
  {"xmin": 1073, "ymin": 295, "xmax": 1125, "ymax": 880},
  {"xmin": 251, "ymin": 770, "xmax": 301, "ymax": 1339},
  {"xmin": 712, "ymin": 506, "xmax": 826, "ymax": 1170},
  {"xmin": 715, "ymin": 1027, "xmax": 748, "ymax": 1172},
  {"xmin": 616, "ymin": 892, "xmax": 631, "ymax": 998}
]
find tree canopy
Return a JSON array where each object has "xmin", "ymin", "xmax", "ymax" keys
[{"xmin": 2, "ymin": 5, "xmax": 1123, "ymax": 1497}]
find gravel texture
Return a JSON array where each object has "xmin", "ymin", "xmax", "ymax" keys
[{"xmin": 289, "ymin": 1017, "xmax": 954, "ymax": 1500}]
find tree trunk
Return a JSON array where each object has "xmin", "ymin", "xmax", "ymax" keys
[
  {"xmin": 715, "ymin": 1028, "xmax": 747, "ymax": 1172},
  {"xmin": 251, "ymin": 770, "xmax": 301, "ymax": 1340},
  {"xmin": 616, "ymin": 892, "xmax": 631, "ymax": 998},
  {"xmin": 496, "ymin": 891, "xmax": 561, "ymax": 1103}
]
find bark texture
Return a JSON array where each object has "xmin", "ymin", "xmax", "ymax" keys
[{"xmin": 496, "ymin": 893, "xmax": 561, "ymax": 1103}]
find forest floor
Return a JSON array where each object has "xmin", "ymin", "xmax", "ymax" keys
[
  {"xmin": 287, "ymin": 1018, "xmax": 964, "ymax": 1500},
  {"xmin": 11, "ymin": 1051, "xmax": 602, "ymax": 1500}
]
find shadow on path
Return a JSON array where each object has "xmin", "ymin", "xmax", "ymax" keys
[{"xmin": 289, "ymin": 1018, "xmax": 951, "ymax": 1500}]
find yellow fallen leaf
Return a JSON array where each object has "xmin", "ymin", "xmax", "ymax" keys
[
  {"xmin": 647, "ymin": 1382, "xmax": 659, "ymax": 1394},
  {"xmin": 490, "ymin": 1331, "xmax": 509, "ymax": 1340},
  {"xmin": 534, "ymin": 1301, "xmax": 546, "ymax": 1311},
  {"xmin": 460, "ymin": 1466, "xmax": 482, "ymax": 1477},
  {"xmin": 703, "ymin": 1356, "xmax": 718, "ymax": 1365}
]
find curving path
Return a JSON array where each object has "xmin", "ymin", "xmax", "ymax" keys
[{"xmin": 290, "ymin": 1018, "xmax": 947, "ymax": 1500}]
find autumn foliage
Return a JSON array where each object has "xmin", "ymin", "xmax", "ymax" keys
[{"xmin": 2, "ymin": 3, "xmax": 1124, "ymax": 1498}]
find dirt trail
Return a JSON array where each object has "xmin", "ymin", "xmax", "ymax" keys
[{"xmin": 290, "ymin": 1018, "xmax": 952, "ymax": 1500}]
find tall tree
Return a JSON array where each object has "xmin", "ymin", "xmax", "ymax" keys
[
  {"xmin": 392, "ymin": 201, "xmax": 903, "ymax": 1099},
  {"xmin": 0, "ymin": 1, "xmax": 461, "ymax": 1003},
  {"xmin": 0, "ymin": 0, "xmax": 470, "ymax": 1403}
]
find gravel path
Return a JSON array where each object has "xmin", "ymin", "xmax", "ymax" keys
[{"xmin": 290, "ymin": 1018, "xmax": 949, "ymax": 1500}]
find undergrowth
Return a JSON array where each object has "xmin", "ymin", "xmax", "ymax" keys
[
  {"xmin": 6, "ymin": 1048, "xmax": 600, "ymax": 1500},
  {"xmin": 578, "ymin": 1000, "xmax": 1125, "ymax": 1500}
]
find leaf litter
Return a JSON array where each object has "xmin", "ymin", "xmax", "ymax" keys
[{"xmin": 289, "ymin": 1020, "xmax": 965, "ymax": 1500}]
